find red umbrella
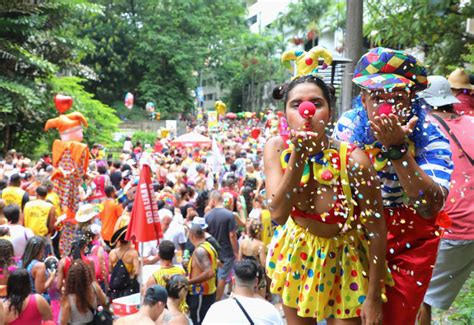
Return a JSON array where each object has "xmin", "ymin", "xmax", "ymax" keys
[
  {"xmin": 125, "ymin": 163, "xmax": 163, "ymax": 243},
  {"xmin": 225, "ymin": 112, "xmax": 237, "ymax": 119},
  {"xmin": 170, "ymin": 132, "xmax": 211, "ymax": 147}
]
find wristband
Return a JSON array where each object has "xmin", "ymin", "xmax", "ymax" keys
[{"xmin": 383, "ymin": 142, "xmax": 408, "ymax": 161}]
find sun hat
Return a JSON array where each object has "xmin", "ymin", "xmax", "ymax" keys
[
  {"xmin": 448, "ymin": 68, "xmax": 472, "ymax": 90},
  {"xmin": 191, "ymin": 216, "xmax": 208, "ymax": 230},
  {"xmin": 352, "ymin": 47, "xmax": 428, "ymax": 91},
  {"xmin": 110, "ymin": 226, "xmax": 128, "ymax": 247},
  {"xmin": 418, "ymin": 76, "xmax": 460, "ymax": 107},
  {"xmin": 75, "ymin": 204, "xmax": 100, "ymax": 223}
]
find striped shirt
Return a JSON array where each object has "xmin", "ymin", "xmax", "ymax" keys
[{"xmin": 333, "ymin": 109, "xmax": 453, "ymax": 207}]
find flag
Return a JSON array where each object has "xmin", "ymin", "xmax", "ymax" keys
[{"xmin": 125, "ymin": 163, "xmax": 162, "ymax": 242}]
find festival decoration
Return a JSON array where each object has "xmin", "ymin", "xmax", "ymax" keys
[
  {"xmin": 126, "ymin": 161, "xmax": 163, "ymax": 242},
  {"xmin": 214, "ymin": 100, "xmax": 227, "ymax": 116},
  {"xmin": 282, "ymin": 46, "xmax": 333, "ymax": 79},
  {"xmin": 145, "ymin": 102, "xmax": 155, "ymax": 112},
  {"xmin": 124, "ymin": 92, "xmax": 134, "ymax": 109},
  {"xmin": 45, "ymin": 95, "xmax": 90, "ymax": 256},
  {"xmin": 207, "ymin": 111, "xmax": 218, "ymax": 130},
  {"xmin": 278, "ymin": 116, "xmax": 290, "ymax": 137},
  {"xmin": 280, "ymin": 145, "xmax": 340, "ymax": 186},
  {"xmin": 250, "ymin": 128, "xmax": 260, "ymax": 139},
  {"xmin": 54, "ymin": 94, "xmax": 73, "ymax": 114}
]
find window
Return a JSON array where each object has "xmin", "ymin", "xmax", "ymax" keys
[{"xmin": 247, "ymin": 14, "xmax": 257, "ymax": 26}]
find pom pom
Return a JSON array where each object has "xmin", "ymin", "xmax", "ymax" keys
[{"xmin": 272, "ymin": 84, "xmax": 286, "ymax": 100}]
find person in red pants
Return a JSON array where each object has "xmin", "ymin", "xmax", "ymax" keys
[{"xmin": 334, "ymin": 47, "xmax": 453, "ymax": 324}]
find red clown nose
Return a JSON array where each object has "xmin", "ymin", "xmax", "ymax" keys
[
  {"xmin": 378, "ymin": 103, "xmax": 393, "ymax": 116},
  {"xmin": 298, "ymin": 101, "xmax": 316, "ymax": 119}
]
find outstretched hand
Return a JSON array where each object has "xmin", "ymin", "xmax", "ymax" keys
[
  {"xmin": 289, "ymin": 129, "xmax": 323, "ymax": 156},
  {"xmin": 369, "ymin": 113, "xmax": 418, "ymax": 148}
]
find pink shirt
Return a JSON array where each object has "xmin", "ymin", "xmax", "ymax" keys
[
  {"xmin": 9, "ymin": 295, "xmax": 42, "ymax": 325},
  {"xmin": 430, "ymin": 114, "xmax": 474, "ymax": 240}
]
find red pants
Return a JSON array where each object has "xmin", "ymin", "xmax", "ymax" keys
[{"xmin": 383, "ymin": 208, "xmax": 441, "ymax": 325}]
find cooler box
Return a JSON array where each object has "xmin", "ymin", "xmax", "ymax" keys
[{"xmin": 112, "ymin": 293, "xmax": 141, "ymax": 317}]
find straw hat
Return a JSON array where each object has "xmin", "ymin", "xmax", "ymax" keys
[
  {"xmin": 448, "ymin": 68, "xmax": 472, "ymax": 90},
  {"xmin": 75, "ymin": 204, "xmax": 99, "ymax": 223}
]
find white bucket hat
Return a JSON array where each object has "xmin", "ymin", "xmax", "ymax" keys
[
  {"xmin": 419, "ymin": 76, "xmax": 460, "ymax": 107},
  {"xmin": 191, "ymin": 216, "xmax": 208, "ymax": 230}
]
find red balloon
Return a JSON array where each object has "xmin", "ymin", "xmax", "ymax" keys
[
  {"xmin": 250, "ymin": 128, "xmax": 261, "ymax": 139},
  {"xmin": 298, "ymin": 101, "xmax": 316, "ymax": 119},
  {"xmin": 54, "ymin": 94, "xmax": 73, "ymax": 114}
]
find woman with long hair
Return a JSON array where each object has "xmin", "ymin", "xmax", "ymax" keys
[
  {"xmin": 3, "ymin": 269, "xmax": 52, "ymax": 324},
  {"xmin": 264, "ymin": 47, "xmax": 391, "ymax": 324},
  {"xmin": 0, "ymin": 239, "xmax": 16, "ymax": 297},
  {"xmin": 21, "ymin": 236, "xmax": 56, "ymax": 296},
  {"xmin": 160, "ymin": 274, "xmax": 191, "ymax": 325},
  {"xmin": 60, "ymin": 260, "xmax": 106, "ymax": 325}
]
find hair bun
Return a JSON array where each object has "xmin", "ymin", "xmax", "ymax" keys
[{"xmin": 272, "ymin": 84, "xmax": 286, "ymax": 100}]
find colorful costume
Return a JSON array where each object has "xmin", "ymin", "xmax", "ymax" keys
[
  {"xmin": 267, "ymin": 141, "xmax": 393, "ymax": 321},
  {"xmin": 45, "ymin": 97, "xmax": 90, "ymax": 256},
  {"xmin": 334, "ymin": 47, "xmax": 454, "ymax": 324}
]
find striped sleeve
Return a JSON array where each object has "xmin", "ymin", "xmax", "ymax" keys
[{"xmin": 416, "ymin": 123, "xmax": 453, "ymax": 191}]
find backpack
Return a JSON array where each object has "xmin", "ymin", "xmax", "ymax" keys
[{"xmin": 108, "ymin": 258, "xmax": 130, "ymax": 290}]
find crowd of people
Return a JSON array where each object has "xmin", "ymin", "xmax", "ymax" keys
[{"xmin": 0, "ymin": 46, "xmax": 471, "ymax": 325}]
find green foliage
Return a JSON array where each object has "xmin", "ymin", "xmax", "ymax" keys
[
  {"xmin": 0, "ymin": 0, "xmax": 107, "ymax": 153},
  {"xmin": 126, "ymin": 131, "xmax": 157, "ymax": 147},
  {"xmin": 365, "ymin": 0, "xmax": 473, "ymax": 75}
]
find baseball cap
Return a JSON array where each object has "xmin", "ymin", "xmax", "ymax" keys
[
  {"xmin": 191, "ymin": 216, "xmax": 208, "ymax": 230},
  {"xmin": 353, "ymin": 47, "xmax": 428, "ymax": 91},
  {"xmin": 418, "ymin": 76, "xmax": 460, "ymax": 107},
  {"xmin": 144, "ymin": 285, "xmax": 168, "ymax": 304}
]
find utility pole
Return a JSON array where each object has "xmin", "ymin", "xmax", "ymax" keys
[{"xmin": 341, "ymin": 0, "xmax": 363, "ymax": 115}]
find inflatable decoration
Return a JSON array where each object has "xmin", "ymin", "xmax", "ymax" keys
[
  {"xmin": 250, "ymin": 128, "xmax": 261, "ymax": 140},
  {"xmin": 125, "ymin": 92, "xmax": 134, "ymax": 110},
  {"xmin": 44, "ymin": 95, "xmax": 90, "ymax": 224},
  {"xmin": 282, "ymin": 46, "xmax": 332, "ymax": 79},
  {"xmin": 146, "ymin": 102, "xmax": 155, "ymax": 112},
  {"xmin": 54, "ymin": 94, "xmax": 73, "ymax": 114},
  {"xmin": 215, "ymin": 100, "xmax": 227, "ymax": 116}
]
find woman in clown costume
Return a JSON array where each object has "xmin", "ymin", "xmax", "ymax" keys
[{"xmin": 264, "ymin": 47, "xmax": 393, "ymax": 324}]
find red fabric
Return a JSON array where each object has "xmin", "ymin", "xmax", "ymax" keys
[
  {"xmin": 431, "ymin": 115, "xmax": 474, "ymax": 240},
  {"xmin": 382, "ymin": 207, "xmax": 441, "ymax": 325},
  {"xmin": 453, "ymin": 92, "xmax": 474, "ymax": 116},
  {"xmin": 126, "ymin": 164, "xmax": 163, "ymax": 242}
]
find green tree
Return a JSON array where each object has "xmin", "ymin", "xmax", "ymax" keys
[
  {"xmin": 0, "ymin": 0, "xmax": 118, "ymax": 154},
  {"xmin": 365, "ymin": 0, "xmax": 474, "ymax": 74}
]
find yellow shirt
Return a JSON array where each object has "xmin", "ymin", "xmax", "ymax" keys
[
  {"xmin": 24, "ymin": 200, "xmax": 53, "ymax": 236},
  {"xmin": 2, "ymin": 186, "xmax": 25, "ymax": 210},
  {"xmin": 46, "ymin": 192, "xmax": 62, "ymax": 217},
  {"xmin": 152, "ymin": 265, "xmax": 186, "ymax": 286}
]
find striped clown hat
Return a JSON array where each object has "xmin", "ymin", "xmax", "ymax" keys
[{"xmin": 352, "ymin": 47, "xmax": 428, "ymax": 91}]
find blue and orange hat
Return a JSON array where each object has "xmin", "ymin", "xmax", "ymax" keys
[{"xmin": 352, "ymin": 47, "xmax": 428, "ymax": 91}]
